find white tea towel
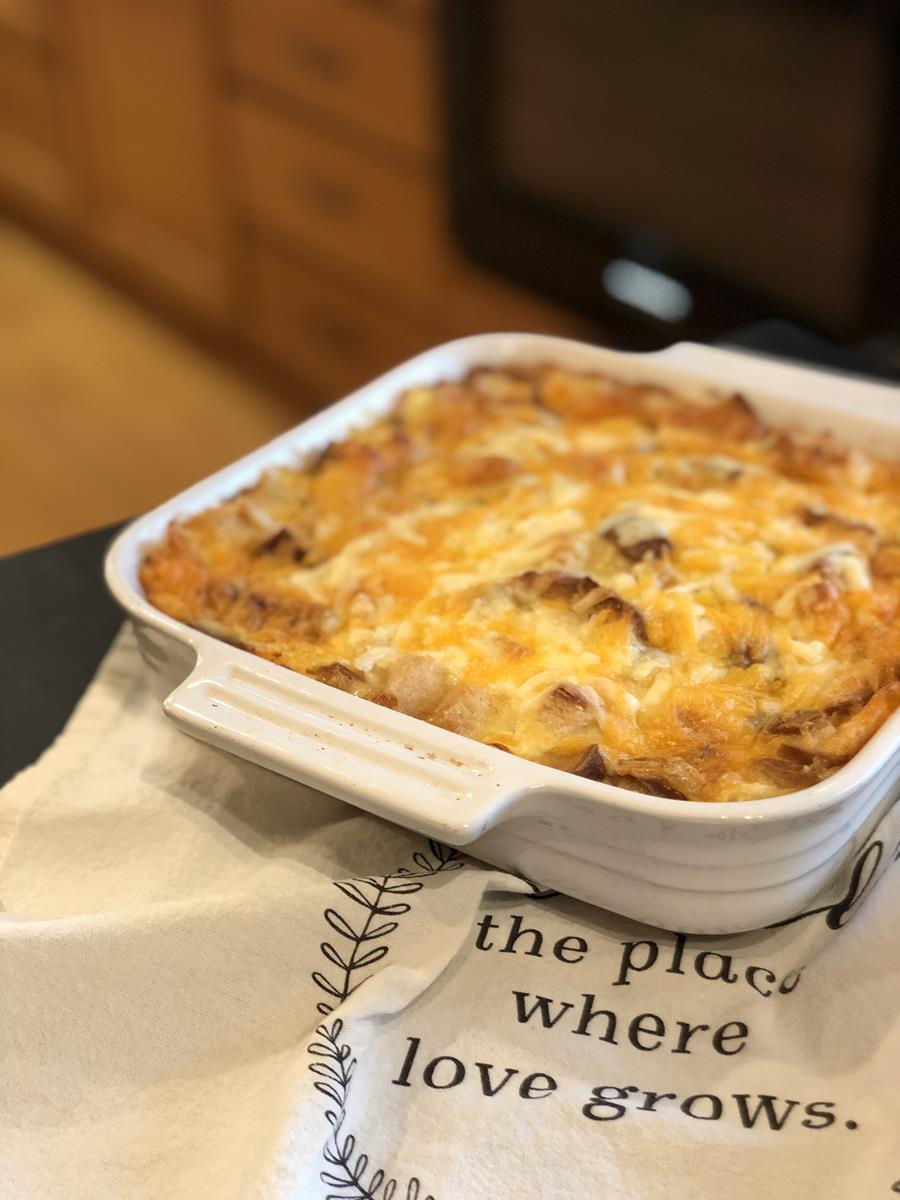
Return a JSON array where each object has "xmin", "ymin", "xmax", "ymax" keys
[{"xmin": 1, "ymin": 628, "xmax": 898, "ymax": 1200}]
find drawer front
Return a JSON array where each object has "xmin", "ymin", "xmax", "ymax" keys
[
  {"xmin": 231, "ymin": 98, "xmax": 593, "ymax": 347},
  {"xmin": 0, "ymin": 35, "xmax": 71, "ymax": 211},
  {"xmin": 0, "ymin": 0, "xmax": 46, "ymax": 42},
  {"xmin": 0, "ymin": 37, "xmax": 56, "ymax": 146},
  {"xmin": 245, "ymin": 240, "xmax": 440, "ymax": 398},
  {"xmin": 65, "ymin": 0, "xmax": 231, "ymax": 322},
  {"xmin": 232, "ymin": 96, "xmax": 444, "ymax": 294},
  {"xmin": 226, "ymin": 0, "xmax": 435, "ymax": 159}
]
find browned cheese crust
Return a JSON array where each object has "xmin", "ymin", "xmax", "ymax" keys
[{"xmin": 140, "ymin": 365, "xmax": 900, "ymax": 802}]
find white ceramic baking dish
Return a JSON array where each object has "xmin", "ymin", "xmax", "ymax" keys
[{"xmin": 105, "ymin": 334, "xmax": 900, "ymax": 934}]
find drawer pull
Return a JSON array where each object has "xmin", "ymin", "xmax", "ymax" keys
[
  {"xmin": 287, "ymin": 37, "xmax": 350, "ymax": 83},
  {"xmin": 305, "ymin": 309, "xmax": 364, "ymax": 356},
  {"xmin": 294, "ymin": 172, "xmax": 360, "ymax": 219}
]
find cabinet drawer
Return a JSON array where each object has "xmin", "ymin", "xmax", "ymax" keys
[
  {"xmin": 245, "ymin": 240, "xmax": 439, "ymax": 398},
  {"xmin": 0, "ymin": 36, "xmax": 71, "ymax": 211},
  {"xmin": 231, "ymin": 98, "xmax": 593, "ymax": 346},
  {"xmin": 226, "ymin": 0, "xmax": 435, "ymax": 159},
  {"xmin": 0, "ymin": 36, "xmax": 56, "ymax": 146},
  {"xmin": 0, "ymin": 0, "xmax": 46, "ymax": 42},
  {"xmin": 232, "ymin": 96, "xmax": 444, "ymax": 296},
  {"xmin": 65, "ymin": 0, "xmax": 230, "ymax": 323}
]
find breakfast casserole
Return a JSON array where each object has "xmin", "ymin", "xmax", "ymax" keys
[{"xmin": 140, "ymin": 364, "xmax": 900, "ymax": 803}]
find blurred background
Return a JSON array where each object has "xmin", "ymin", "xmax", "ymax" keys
[{"xmin": 0, "ymin": 0, "xmax": 897, "ymax": 555}]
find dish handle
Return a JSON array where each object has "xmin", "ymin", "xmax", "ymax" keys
[{"xmin": 162, "ymin": 646, "xmax": 523, "ymax": 844}]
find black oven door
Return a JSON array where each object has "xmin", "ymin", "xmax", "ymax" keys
[{"xmin": 441, "ymin": 0, "xmax": 900, "ymax": 348}]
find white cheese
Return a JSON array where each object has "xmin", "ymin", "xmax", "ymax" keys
[
  {"xmin": 642, "ymin": 672, "xmax": 672, "ymax": 707},
  {"xmin": 354, "ymin": 645, "xmax": 400, "ymax": 672},
  {"xmin": 776, "ymin": 543, "xmax": 870, "ymax": 590},
  {"xmin": 689, "ymin": 661, "xmax": 725, "ymax": 684},
  {"xmin": 696, "ymin": 490, "xmax": 737, "ymax": 509},
  {"xmin": 788, "ymin": 639, "xmax": 828, "ymax": 664}
]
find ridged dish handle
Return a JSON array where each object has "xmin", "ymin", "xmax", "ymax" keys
[{"xmin": 163, "ymin": 647, "xmax": 524, "ymax": 844}]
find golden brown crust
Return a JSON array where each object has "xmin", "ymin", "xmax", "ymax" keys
[{"xmin": 140, "ymin": 364, "xmax": 900, "ymax": 802}]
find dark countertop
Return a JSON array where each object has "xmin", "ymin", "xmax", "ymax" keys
[{"xmin": 0, "ymin": 523, "xmax": 125, "ymax": 786}]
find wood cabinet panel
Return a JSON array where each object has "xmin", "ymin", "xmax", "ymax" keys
[
  {"xmin": 226, "ymin": 0, "xmax": 435, "ymax": 160},
  {"xmin": 230, "ymin": 96, "xmax": 592, "ymax": 342},
  {"xmin": 0, "ymin": 0, "xmax": 589, "ymax": 397},
  {"xmin": 245, "ymin": 238, "xmax": 439, "ymax": 399},
  {"xmin": 0, "ymin": 34, "xmax": 53, "ymax": 144},
  {"xmin": 65, "ymin": 0, "xmax": 230, "ymax": 321},
  {"xmin": 231, "ymin": 95, "xmax": 443, "ymax": 295},
  {"xmin": 0, "ymin": 0, "xmax": 44, "ymax": 42},
  {"xmin": 0, "ymin": 34, "xmax": 71, "ymax": 213}
]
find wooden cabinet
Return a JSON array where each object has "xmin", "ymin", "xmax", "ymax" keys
[
  {"xmin": 0, "ymin": 4, "xmax": 74, "ymax": 216},
  {"xmin": 64, "ymin": 0, "xmax": 230, "ymax": 322},
  {"xmin": 246, "ymin": 240, "xmax": 439, "ymax": 397},
  {"xmin": 0, "ymin": 0, "xmax": 593, "ymax": 399},
  {"xmin": 231, "ymin": 96, "xmax": 444, "ymax": 296},
  {"xmin": 229, "ymin": 93, "xmax": 593, "ymax": 345},
  {"xmin": 227, "ymin": 0, "xmax": 436, "ymax": 160},
  {"xmin": 0, "ymin": 0, "xmax": 45, "ymax": 41},
  {"xmin": 223, "ymin": 0, "xmax": 593, "ymax": 370}
]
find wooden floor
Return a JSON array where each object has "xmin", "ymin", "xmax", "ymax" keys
[{"xmin": 0, "ymin": 219, "xmax": 305, "ymax": 556}]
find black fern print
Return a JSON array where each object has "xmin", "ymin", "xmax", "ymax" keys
[
  {"xmin": 308, "ymin": 839, "xmax": 462, "ymax": 1198},
  {"xmin": 309, "ymin": 1019, "xmax": 434, "ymax": 1200},
  {"xmin": 313, "ymin": 839, "xmax": 463, "ymax": 1017}
]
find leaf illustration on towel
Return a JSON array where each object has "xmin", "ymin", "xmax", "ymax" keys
[
  {"xmin": 307, "ymin": 840, "xmax": 462, "ymax": 1200},
  {"xmin": 312, "ymin": 840, "xmax": 463, "ymax": 1018},
  {"xmin": 310, "ymin": 1021, "xmax": 435, "ymax": 1200},
  {"xmin": 325, "ymin": 908, "xmax": 364, "ymax": 940}
]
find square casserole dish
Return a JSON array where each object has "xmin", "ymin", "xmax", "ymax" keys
[{"xmin": 105, "ymin": 334, "xmax": 900, "ymax": 934}]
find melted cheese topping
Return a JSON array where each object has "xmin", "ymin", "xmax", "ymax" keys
[{"xmin": 140, "ymin": 365, "xmax": 900, "ymax": 802}]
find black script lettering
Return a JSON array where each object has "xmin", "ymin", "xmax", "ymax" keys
[
  {"xmin": 513, "ymin": 991, "xmax": 751, "ymax": 1056},
  {"xmin": 746, "ymin": 966, "xmax": 776, "ymax": 997},
  {"xmin": 672, "ymin": 1021, "xmax": 711, "ymax": 1055},
  {"xmin": 613, "ymin": 939, "xmax": 659, "ymax": 986},
  {"xmin": 423, "ymin": 1056, "xmax": 466, "ymax": 1089},
  {"xmin": 695, "ymin": 951, "xmax": 738, "ymax": 984},
  {"xmin": 802, "ymin": 1102, "xmax": 837, "ymax": 1130},
  {"xmin": 681, "ymin": 1093, "xmax": 723, "ymax": 1121},
  {"xmin": 474, "ymin": 914, "xmax": 499, "ymax": 951},
  {"xmin": 628, "ymin": 1012, "xmax": 665, "ymax": 1051},
  {"xmin": 519, "ymin": 1073, "xmax": 557, "ymax": 1100},
  {"xmin": 554, "ymin": 935, "xmax": 588, "ymax": 964},
  {"xmin": 391, "ymin": 1036, "xmax": 420, "ymax": 1087},
  {"xmin": 499, "ymin": 914, "xmax": 544, "ymax": 957},
  {"xmin": 656, "ymin": 933, "xmax": 802, "ymax": 998},
  {"xmin": 733, "ymin": 1094, "xmax": 800, "ymax": 1131},
  {"xmin": 573, "ymin": 994, "xmax": 618, "ymax": 1043},
  {"xmin": 711, "ymin": 1021, "xmax": 748, "ymax": 1056},
  {"xmin": 779, "ymin": 969, "xmax": 802, "ymax": 995},
  {"xmin": 475, "ymin": 1063, "xmax": 518, "ymax": 1097},
  {"xmin": 666, "ymin": 932, "xmax": 687, "ymax": 975},
  {"xmin": 582, "ymin": 1086, "xmax": 634, "ymax": 1121},
  {"xmin": 512, "ymin": 991, "xmax": 575, "ymax": 1029}
]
